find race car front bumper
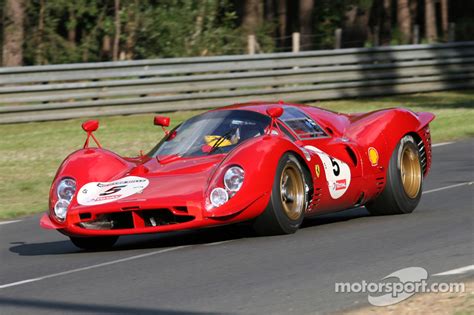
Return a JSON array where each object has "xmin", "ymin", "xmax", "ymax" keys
[{"xmin": 40, "ymin": 192, "xmax": 270, "ymax": 237}]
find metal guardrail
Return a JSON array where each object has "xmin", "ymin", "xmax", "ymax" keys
[{"xmin": 0, "ymin": 42, "xmax": 473, "ymax": 124}]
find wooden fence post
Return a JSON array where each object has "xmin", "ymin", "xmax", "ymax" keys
[
  {"xmin": 448, "ymin": 23, "xmax": 455, "ymax": 42},
  {"xmin": 373, "ymin": 25, "xmax": 380, "ymax": 47},
  {"xmin": 292, "ymin": 32, "xmax": 300, "ymax": 53},
  {"xmin": 413, "ymin": 24, "xmax": 420, "ymax": 44},
  {"xmin": 248, "ymin": 35, "xmax": 256, "ymax": 55},
  {"xmin": 334, "ymin": 28, "xmax": 342, "ymax": 49}
]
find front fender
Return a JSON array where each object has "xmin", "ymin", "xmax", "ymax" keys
[
  {"xmin": 47, "ymin": 148, "xmax": 134, "ymax": 225},
  {"xmin": 203, "ymin": 135, "xmax": 308, "ymax": 218}
]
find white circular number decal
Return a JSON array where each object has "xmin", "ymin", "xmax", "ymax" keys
[{"xmin": 304, "ymin": 146, "xmax": 351, "ymax": 199}]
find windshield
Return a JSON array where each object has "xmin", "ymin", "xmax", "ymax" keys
[{"xmin": 149, "ymin": 110, "xmax": 271, "ymax": 158}]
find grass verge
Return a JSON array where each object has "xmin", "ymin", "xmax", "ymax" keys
[
  {"xmin": 0, "ymin": 90, "xmax": 473, "ymax": 219},
  {"xmin": 340, "ymin": 279, "xmax": 473, "ymax": 315}
]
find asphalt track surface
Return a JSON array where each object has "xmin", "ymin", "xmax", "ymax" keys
[{"xmin": 0, "ymin": 139, "xmax": 473, "ymax": 314}]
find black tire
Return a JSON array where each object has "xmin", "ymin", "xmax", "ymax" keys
[
  {"xmin": 253, "ymin": 153, "xmax": 307, "ymax": 235},
  {"xmin": 70, "ymin": 236, "xmax": 119, "ymax": 251},
  {"xmin": 366, "ymin": 135, "xmax": 423, "ymax": 215}
]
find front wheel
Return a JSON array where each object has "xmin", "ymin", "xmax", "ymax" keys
[
  {"xmin": 253, "ymin": 153, "xmax": 307, "ymax": 235},
  {"xmin": 70, "ymin": 236, "xmax": 119, "ymax": 251},
  {"xmin": 366, "ymin": 135, "xmax": 423, "ymax": 215}
]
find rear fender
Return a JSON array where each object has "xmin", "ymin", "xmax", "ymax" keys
[{"xmin": 347, "ymin": 108, "xmax": 434, "ymax": 175}]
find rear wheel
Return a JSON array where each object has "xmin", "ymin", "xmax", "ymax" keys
[
  {"xmin": 366, "ymin": 136, "xmax": 423, "ymax": 215},
  {"xmin": 70, "ymin": 236, "xmax": 119, "ymax": 251},
  {"xmin": 253, "ymin": 153, "xmax": 307, "ymax": 235}
]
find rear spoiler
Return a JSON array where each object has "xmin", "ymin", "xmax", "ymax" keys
[{"xmin": 416, "ymin": 112, "xmax": 435, "ymax": 130}]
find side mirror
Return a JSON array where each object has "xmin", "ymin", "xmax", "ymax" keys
[
  {"xmin": 266, "ymin": 107, "xmax": 284, "ymax": 118},
  {"xmin": 265, "ymin": 107, "xmax": 284, "ymax": 136},
  {"xmin": 81, "ymin": 120, "xmax": 101, "ymax": 148},
  {"xmin": 82, "ymin": 120, "xmax": 99, "ymax": 132},
  {"xmin": 154, "ymin": 116, "xmax": 170, "ymax": 127}
]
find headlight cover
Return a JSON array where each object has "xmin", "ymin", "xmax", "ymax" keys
[
  {"xmin": 54, "ymin": 199, "xmax": 70, "ymax": 221},
  {"xmin": 54, "ymin": 178, "xmax": 76, "ymax": 221},
  {"xmin": 207, "ymin": 166, "xmax": 245, "ymax": 210},
  {"xmin": 210, "ymin": 188, "xmax": 228, "ymax": 207},
  {"xmin": 224, "ymin": 166, "xmax": 245, "ymax": 192},
  {"xmin": 57, "ymin": 178, "xmax": 76, "ymax": 201}
]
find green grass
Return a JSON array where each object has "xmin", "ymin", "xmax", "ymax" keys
[{"xmin": 0, "ymin": 90, "xmax": 473, "ymax": 219}]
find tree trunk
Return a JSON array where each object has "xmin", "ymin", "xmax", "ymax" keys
[
  {"xmin": 242, "ymin": 0, "xmax": 262, "ymax": 35},
  {"xmin": 299, "ymin": 0, "xmax": 314, "ymax": 50},
  {"xmin": 344, "ymin": 5, "xmax": 370, "ymax": 48},
  {"xmin": 397, "ymin": 0, "xmax": 411, "ymax": 44},
  {"xmin": 440, "ymin": 0, "xmax": 449, "ymax": 41},
  {"xmin": 425, "ymin": 0, "xmax": 437, "ymax": 42},
  {"xmin": 124, "ymin": 0, "xmax": 139, "ymax": 60},
  {"xmin": 381, "ymin": 0, "xmax": 391, "ymax": 45},
  {"xmin": 102, "ymin": 35, "xmax": 111, "ymax": 59},
  {"xmin": 68, "ymin": 7, "xmax": 77, "ymax": 44},
  {"xmin": 277, "ymin": 0, "xmax": 287, "ymax": 47},
  {"xmin": 410, "ymin": 0, "xmax": 418, "ymax": 25},
  {"xmin": 265, "ymin": 0, "xmax": 275, "ymax": 22},
  {"xmin": 2, "ymin": 0, "xmax": 25, "ymax": 66},
  {"xmin": 35, "ymin": 0, "xmax": 45, "ymax": 64},
  {"xmin": 113, "ymin": 0, "xmax": 121, "ymax": 61}
]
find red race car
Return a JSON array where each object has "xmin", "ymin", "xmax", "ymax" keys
[{"xmin": 40, "ymin": 102, "xmax": 434, "ymax": 250}]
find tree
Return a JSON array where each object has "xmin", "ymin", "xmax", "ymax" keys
[
  {"xmin": 425, "ymin": 0, "xmax": 437, "ymax": 42},
  {"xmin": 2, "ymin": 0, "xmax": 25, "ymax": 66},
  {"xmin": 397, "ymin": 0, "xmax": 411, "ymax": 44},
  {"xmin": 242, "ymin": 0, "xmax": 262, "ymax": 35},
  {"xmin": 265, "ymin": 0, "xmax": 275, "ymax": 23},
  {"xmin": 369, "ymin": 0, "xmax": 392, "ymax": 46},
  {"xmin": 440, "ymin": 0, "xmax": 449, "ymax": 41},
  {"xmin": 381, "ymin": 0, "xmax": 391, "ymax": 45},
  {"xmin": 299, "ymin": 0, "xmax": 314, "ymax": 50},
  {"xmin": 113, "ymin": 0, "xmax": 121, "ymax": 61},
  {"xmin": 277, "ymin": 0, "xmax": 287, "ymax": 47}
]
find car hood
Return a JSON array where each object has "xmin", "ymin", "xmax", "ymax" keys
[{"xmin": 73, "ymin": 154, "xmax": 225, "ymax": 210}]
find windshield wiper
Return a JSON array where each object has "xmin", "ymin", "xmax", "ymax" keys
[{"xmin": 208, "ymin": 128, "xmax": 237, "ymax": 154}]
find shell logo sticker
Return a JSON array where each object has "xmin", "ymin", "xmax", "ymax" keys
[
  {"xmin": 77, "ymin": 176, "xmax": 149, "ymax": 206},
  {"xmin": 315, "ymin": 165, "xmax": 321, "ymax": 178},
  {"xmin": 368, "ymin": 147, "xmax": 379, "ymax": 166},
  {"xmin": 304, "ymin": 145, "xmax": 351, "ymax": 199}
]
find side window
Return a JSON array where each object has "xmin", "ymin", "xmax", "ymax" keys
[
  {"xmin": 280, "ymin": 107, "xmax": 328, "ymax": 139},
  {"xmin": 277, "ymin": 122, "xmax": 297, "ymax": 141}
]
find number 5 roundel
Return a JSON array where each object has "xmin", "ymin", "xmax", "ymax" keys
[{"xmin": 304, "ymin": 146, "xmax": 351, "ymax": 199}]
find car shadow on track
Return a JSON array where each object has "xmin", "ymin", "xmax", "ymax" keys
[
  {"xmin": 0, "ymin": 296, "xmax": 223, "ymax": 315},
  {"xmin": 9, "ymin": 207, "xmax": 370, "ymax": 256}
]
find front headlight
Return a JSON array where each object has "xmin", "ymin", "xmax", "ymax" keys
[
  {"xmin": 54, "ymin": 178, "xmax": 76, "ymax": 221},
  {"xmin": 207, "ymin": 166, "xmax": 245, "ymax": 210},
  {"xmin": 210, "ymin": 188, "xmax": 228, "ymax": 207},
  {"xmin": 54, "ymin": 199, "xmax": 70, "ymax": 221},
  {"xmin": 57, "ymin": 178, "xmax": 76, "ymax": 201},
  {"xmin": 224, "ymin": 166, "xmax": 244, "ymax": 192}
]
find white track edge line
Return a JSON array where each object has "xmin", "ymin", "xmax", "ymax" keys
[
  {"xmin": 0, "ymin": 245, "xmax": 190, "ymax": 290},
  {"xmin": 423, "ymin": 181, "xmax": 473, "ymax": 194},
  {"xmin": 0, "ymin": 220, "xmax": 21, "ymax": 226},
  {"xmin": 433, "ymin": 265, "xmax": 474, "ymax": 276},
  {"xmin": 432, "ymin": 142, "xmax": 454, "ymax": 148}
]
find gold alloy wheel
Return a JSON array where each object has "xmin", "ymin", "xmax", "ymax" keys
[
  {"xmin": 400, "ymin": 144, "xmax": 422, "ymax": 198},
  {"xmin": 280, "ymin": 163, "xmax": 305, "ymax": 220}
]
